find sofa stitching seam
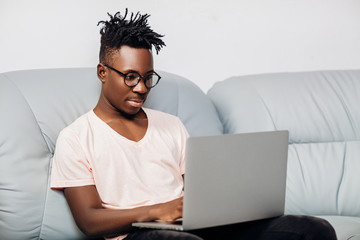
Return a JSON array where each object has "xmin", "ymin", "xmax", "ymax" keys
[
  {"xmin": 323, "ymin": 72, "xmax": 358, "ymax": 139},
  {"xmin": 257, "ymin": 95, "xmax": 277, "ymax": 131},
  {"xmin": 336, "ymin": 142, "xmax": 347, "ymax": 215}
]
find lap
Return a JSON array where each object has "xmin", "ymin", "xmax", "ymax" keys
[
  {"xmin": 125, "ymin": 215, "xmax": 337, "ymax": 240},
  {"xmin": 124, "ymin": 229, "xmax": 202, "ymax": 240}
]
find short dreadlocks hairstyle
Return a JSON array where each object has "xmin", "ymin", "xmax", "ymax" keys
[{"xmin": 97, "ymin": 9, "xmax": 165, "ymax": 63}]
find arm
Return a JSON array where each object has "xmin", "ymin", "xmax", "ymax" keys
[{"xmin": 64, "ymin": 185, "xmax": 183, "ymax": 237}]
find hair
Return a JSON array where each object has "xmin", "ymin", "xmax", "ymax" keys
[{"xmin": 97, "ymin": 9, "xmax": 166, "ymax": 63}]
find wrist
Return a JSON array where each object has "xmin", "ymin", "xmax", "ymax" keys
[{"xmin": 138, "ymin": 205, "xmax": 159, "ymax": 222}]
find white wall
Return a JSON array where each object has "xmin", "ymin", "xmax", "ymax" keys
[{"xmin": 1, "ymin": 0, "xmax": 360, "ymax": 92}]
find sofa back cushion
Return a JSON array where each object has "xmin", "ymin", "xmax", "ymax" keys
[
  {"xmin": 0, "ymin": 68, "xmax": 222, "ymax": 239},
  {"xmin": 208, "ymin": 70, "xmax": 360, "ymax": 217}
]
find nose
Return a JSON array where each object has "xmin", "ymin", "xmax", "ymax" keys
[{"xmin": 132, "ymin": 78, "xmax": 148, "ymax": 94}]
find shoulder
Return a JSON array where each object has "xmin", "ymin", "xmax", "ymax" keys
[{"xmin": 58, "ymin": 111, "xmax": 93, "ymax": 140}]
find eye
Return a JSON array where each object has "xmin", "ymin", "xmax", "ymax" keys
[
  {"xmin": 125, "ymin": 73, "xmax": 139, "ymax": 81},
  {"xmin": 144, "ymin": 75, "xmax": 154, "ymax": 81}
]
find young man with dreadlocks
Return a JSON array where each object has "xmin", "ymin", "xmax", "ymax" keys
[{"xmin": 51, "ymin": 9, "xmax": 337, "ymax": 240}]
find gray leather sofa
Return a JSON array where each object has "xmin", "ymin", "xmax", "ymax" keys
[{"xmin": 1, "ymin": 68, "xmax": 359, "ymax": 239}]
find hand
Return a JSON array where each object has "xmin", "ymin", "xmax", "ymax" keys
[{"xmin": 150, "ymin": 197, "xmax": 183, "ymax": 223}]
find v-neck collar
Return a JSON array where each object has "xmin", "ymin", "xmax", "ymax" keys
[{"xmin": 90, "ymin": 108, "xmax": 151, "ymax": 145}]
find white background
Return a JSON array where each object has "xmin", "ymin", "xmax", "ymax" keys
[{"xmin": 1, "ymin": 0, "xmax": 360, "ymax": 92}]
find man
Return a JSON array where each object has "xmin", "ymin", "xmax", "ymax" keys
[{"xmin": 51, "ymin": 9, "xmax": 337, "ymax": 240}]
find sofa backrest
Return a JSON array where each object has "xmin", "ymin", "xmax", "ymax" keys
[
  {"xmin": 208, "ymin": 70, "xmax": 360, "ymax": 217},
  {"xmin": 0, "ymin": 68, "xmax": 222, "ymax": 239}
]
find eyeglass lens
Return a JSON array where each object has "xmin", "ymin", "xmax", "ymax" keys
[{"xmin": 125, "ymin": 72, "xmax": 160, "ymax": 88}]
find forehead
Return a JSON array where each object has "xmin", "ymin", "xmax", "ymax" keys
[{"xmin": 109, "ymin": 46, "xmax": 154, "ymax": 72}]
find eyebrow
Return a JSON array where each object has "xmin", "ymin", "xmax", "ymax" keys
[{"xmin": 123, "ymin": 69, "xmax": 155, "ymax": 75}]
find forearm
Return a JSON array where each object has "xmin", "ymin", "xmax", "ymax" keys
[
  {"xmin": 64, "ymin": 186, "xmax": 182, "ymax": 238},
  {"xmin": 77, "ymin": 205, "xmax": 154, "ymax": 237},
  {"xmin": 64, "ymin": 186, "xmax": 152, "ymax": 237}
]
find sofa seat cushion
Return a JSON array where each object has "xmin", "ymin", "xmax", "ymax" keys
[{"xmin": 317, "ymin": 216, "xmax": 360, "ymax": 240}]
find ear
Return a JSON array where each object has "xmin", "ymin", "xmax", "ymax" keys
[{"xmin": 97, "ymin": 63, "xmax": 107, "ymax": 83}]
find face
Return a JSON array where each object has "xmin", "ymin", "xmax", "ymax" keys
[{"xmin": 97, "ymin": 45, "xmax": 154, "ymax": 117}]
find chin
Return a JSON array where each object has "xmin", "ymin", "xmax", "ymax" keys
[{"xmin": 120, "ymin": 107, "xmax": 142, "ymax": 118}]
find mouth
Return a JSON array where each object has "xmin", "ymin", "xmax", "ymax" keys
[{"xmin": 127, "ymin": 98, "xmax": 145, "ymax": 108}]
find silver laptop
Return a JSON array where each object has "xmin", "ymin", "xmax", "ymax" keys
[{"xmin": 132, "ymin": 130, "xmax": 289, "ymax": 231}]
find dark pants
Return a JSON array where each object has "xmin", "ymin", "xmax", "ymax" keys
[{"xmin": 125, "ymin": 215, "xmax": 337, "ymax": 240}]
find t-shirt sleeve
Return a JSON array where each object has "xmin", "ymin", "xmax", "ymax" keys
[{"xmin": 50, "ymin": 129, "xmax": 95, "ymax": 189}]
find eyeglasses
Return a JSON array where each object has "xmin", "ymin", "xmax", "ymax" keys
[{"xmin": 104, "ymin": 64, "xmax": 161, "ymax": 89}]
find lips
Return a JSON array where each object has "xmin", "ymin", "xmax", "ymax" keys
[{"xmin": 127, "ymin": 97, "xmax": 145, "ymax": 108}]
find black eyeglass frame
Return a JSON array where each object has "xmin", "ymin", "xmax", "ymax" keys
[{"xmin": 103, "ymin": 64, "xmax": 161, "ymax": 89}]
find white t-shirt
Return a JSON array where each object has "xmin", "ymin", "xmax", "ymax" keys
[{"xmin": 51, "ymin": 108, "xmax": 189, "ymax": 211}]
